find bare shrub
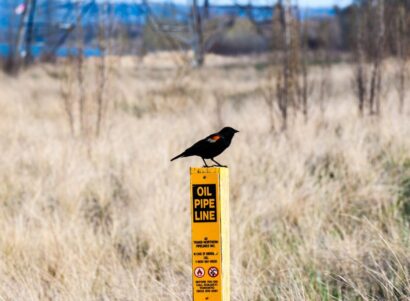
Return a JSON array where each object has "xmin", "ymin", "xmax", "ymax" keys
[
  {"xmin": 353, "ymin": 0, "xmax": 385, "ymax": 116},
  {"xmin": 393, "ymin": 4, "xmax": 409, "ymax": 113},
  {"xmin": 59, "ymin": 2, "xmax": 114, "ymax": 139},
  {"xmin": 265, "ymin": 1, "xmax": 312, "ymax": 131}
]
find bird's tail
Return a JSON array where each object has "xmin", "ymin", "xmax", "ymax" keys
[{"xmin": 170, "ymin": 152, "xmax": 185, "ymax": 162}]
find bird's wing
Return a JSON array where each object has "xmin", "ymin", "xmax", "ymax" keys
[
  {"xmin": 187, "ymin": 138, "xmax": 209, "ymax": 150},
  {"xmin": 183, "ymin": 133, "xmax": 220, "ymax": 155},
  {"xmin": 180, "ymin": 131, "xmax": 225, "ymax": 157}
]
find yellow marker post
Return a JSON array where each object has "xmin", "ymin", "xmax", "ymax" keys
[{"xmin": 190, "ymin": 167, "xmax": 230, "ymax": 301}]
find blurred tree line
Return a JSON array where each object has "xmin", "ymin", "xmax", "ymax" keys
[{"xmin": 1, "ymin": 0, "xmax": 410, "ymax": 71}]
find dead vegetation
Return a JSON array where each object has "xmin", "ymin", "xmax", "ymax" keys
[{"xmin": 0, "ymin": 54, "xmax": 409, "ymax": 300}]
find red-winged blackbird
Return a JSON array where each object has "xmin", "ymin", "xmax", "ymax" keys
[{"xmin": 171, "ymin": 127, "xmax": 239, "ymax": 167}]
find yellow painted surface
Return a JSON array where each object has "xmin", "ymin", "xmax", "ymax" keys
[{"xmin": 190, "ymin": 167, "xmax": 230, "ymax": 301}]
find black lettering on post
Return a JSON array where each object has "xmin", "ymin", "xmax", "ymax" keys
[{"xmin": 193, "ymin": 184, "xmax": 217, "ymax": 222}]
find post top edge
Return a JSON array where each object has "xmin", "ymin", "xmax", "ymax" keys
[{"xmin": 190, "ymin": 167, "xmax": 229, "ymax": 174}]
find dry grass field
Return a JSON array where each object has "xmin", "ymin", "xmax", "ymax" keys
[{"xmin": 0, "ymin": 54, "xmax": 409, "ymax": 300}]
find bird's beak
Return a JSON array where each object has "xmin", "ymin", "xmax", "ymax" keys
[{"xmin": 235, "ymin": 130, "xmax": 239, "ymax": 133}]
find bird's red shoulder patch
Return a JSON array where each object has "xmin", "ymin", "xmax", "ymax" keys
[{"xmin": 207, "ymin": 135, "xmax": 221, "ymax": 143}]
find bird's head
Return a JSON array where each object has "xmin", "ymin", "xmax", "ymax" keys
[{"xmin": 219, "ymin": 127, "xmax": 239, "ymax": 139}]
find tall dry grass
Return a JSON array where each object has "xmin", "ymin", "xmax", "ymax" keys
[{"xmin": 0, "ymin": 55, "xmax": 409, "ymax": 300}]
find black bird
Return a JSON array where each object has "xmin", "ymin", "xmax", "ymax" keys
[{"xmin": 171, "ymin": 127, "xmax": 239, "ymax": 167}]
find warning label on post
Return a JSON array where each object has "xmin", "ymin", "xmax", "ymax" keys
[
  {"xmin": 193, "ymin": 184, "xmax": 217, "ymax": 223},
  {"xmin": 192, "ymin": 238, "xmax": 221, "ymax": 298}
]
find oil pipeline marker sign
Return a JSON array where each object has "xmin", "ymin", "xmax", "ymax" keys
[{"xmin": 190, "ymin": 167, "xmax": 230, "ymax": 301}]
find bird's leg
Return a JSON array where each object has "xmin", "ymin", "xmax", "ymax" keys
[
  {"xmin": 202, "ymin": 158, "xmax": 209, "ymax": 168},
  {"xmin": 211, "ymin": 158, "xmax": 227, "ymax": 168}
]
